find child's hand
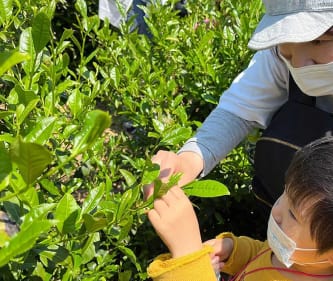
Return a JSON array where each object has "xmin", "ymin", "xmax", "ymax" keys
[
  {"xmin": 148, "ymin": 186, "xmax": 202, "ymax": 258},
  {"xmin": 204, "ymin": 238, "xmax": 234, "ymax": 271}
]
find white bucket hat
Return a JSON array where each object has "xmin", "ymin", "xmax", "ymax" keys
[{"xmin": 248, "ymin": 0, "xmax": 333, "ymax": 50}]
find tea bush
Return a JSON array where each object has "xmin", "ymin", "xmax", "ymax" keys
[{"xmin": 0, "ymin": 0, "xmax": 264, "ymax": 280}]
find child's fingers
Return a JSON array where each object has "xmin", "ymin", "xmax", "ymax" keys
[
  {"xmin": 153, "ymin": 197, "xmax": 169, "ymax": 213},
  {"xmin": 147, "ymin": 208, "xmax": 160, "ymax": 225},
  {"xmin": 169, "ymin": 185, "xmax": 187, "ymax": 199}
]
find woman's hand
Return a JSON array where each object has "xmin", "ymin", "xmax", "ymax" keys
[{"xmin": 147, "ymin": 186, "xmax": 202, "ymax": 258}]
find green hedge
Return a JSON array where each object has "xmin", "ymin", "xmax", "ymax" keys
[{"xmin": 0, "ymin": 0, "xmax": 264, "ymax": 280}]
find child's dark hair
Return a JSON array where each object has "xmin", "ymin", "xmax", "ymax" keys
[{"xmin": 285, "ymin": 136, "xmax": 333, "ymax": 254}]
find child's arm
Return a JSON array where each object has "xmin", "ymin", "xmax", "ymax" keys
[
  {"xmin": 204, "ymin": 236, "xmax": 234, "ymax": 271},
  {"xmin": 147, "ymin": 186, "xmax": 219, "ymax": 280},
  {"xmin": 147, "ymin": 186, "xmax": 202, "ymax": 258}
]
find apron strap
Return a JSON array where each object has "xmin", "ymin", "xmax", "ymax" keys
[{"xmin": 288, "ymin": 74, "xmax": 316, "ymax": 106}]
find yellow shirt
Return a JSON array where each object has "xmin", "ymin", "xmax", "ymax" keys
[{"xmin": 147, "ymin": 232, "xmax": 295, "ymax": 281}]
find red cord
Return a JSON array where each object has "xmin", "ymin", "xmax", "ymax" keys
[{"xmin": 228, "ymin": 248, "xmax": 333, "ymax": 280}]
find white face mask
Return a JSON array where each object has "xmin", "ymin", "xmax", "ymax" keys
[
  {"xmin": 267, "ymin": 213, "xmax": 329, "ymax": 268},
  {"xmin": 279, "ymin": 54, "xmax": 333, "ymax": 97}
]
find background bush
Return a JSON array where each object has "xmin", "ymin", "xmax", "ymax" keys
[{"xmin": 0, "ymin": 0, "xmax": 265, "ymax": 280}]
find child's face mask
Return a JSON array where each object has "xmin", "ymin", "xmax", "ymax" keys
[
  {"xmin": 279, "ymin": 55, "xmax": 333, "ymax": 97},
  {"xmin": 267, "ymin": 212, "xmax": 329, "ymax": 268}
]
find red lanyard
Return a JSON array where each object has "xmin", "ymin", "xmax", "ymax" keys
[{"xmin": 227, "ymin": 248, "xmax": 333, "ymax": 281}]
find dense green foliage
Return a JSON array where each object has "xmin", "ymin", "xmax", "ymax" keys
[{"xmin": 0, "ymin": 0, "xmax": 265, "ymax": 280}]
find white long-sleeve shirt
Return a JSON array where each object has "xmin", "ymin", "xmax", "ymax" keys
[
  {"xmin": 179, "ymin": 47, "xmax": 333, "ymax": 175},
  {"xmin": 99, "ymin": 0, "xmax": 168, "ymax": 28}
]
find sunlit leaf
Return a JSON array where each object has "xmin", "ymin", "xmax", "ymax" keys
[
  {"xmin": 0, "ymin": 50, "xmax": 30, "ymax": 77},
  {"xmin": 0, "ymin": 0, "xmax": 13, "ymax": 24},
  {"xmin": 20, "ymin": 203, "xmax": 56, "ymax": 230},
  {"xmin": 19, "ymin": 28, "xmax": 35, "ymax": 73},
  {"xmin": 160, "ymin": 127, "xmax": 192, "ymax": 146},
  {"xmin": 72, "ymin": 110, "xmax": 111, "ymax": 156},
  {"xmin": 0, "ymin": 143, "xmax": 11, "ymax": 183},
  {"xmin": 81, "ymin": 233, "xmax": 99, "ymax": 264},
  {"xmin": 141, "ymin": 163, "xmax": 160, "ymax": 185},
  {"xmin": 24, "ymin": 117, "xmax": 57, "ymax": 145},
  {"xmin": 55, "ymin": 193, "xmax": 80, "ymax": 234},
  {"xmin": 154, "ymin": 173, "xmax": 182, "ymax": 198},
  {"xmin": 10, "ymin": 137, "xmax": 52, "ymax": 185},
  {"xmin": 32, "ymin": 12, "xmax": 51, "ymax": 53},
  {"xmin": 75, "ymin": 0, "xmax": 87, "ymax": 18},
  {"xmin": 81, "ymin": 183, "xmax": 104, "ymax": 215},
  {"xmin": 0, "ymin": 219, "xmax": 53, "ymax": 267},
  {"xmin": 119, "ymin": 169, "xmax": 136, "ymax": 187},
  {"xmin": 83, "ymin": 214, "xmax": 107, "ymax": 233},
  {"xmin": 183, "ymin": 180, "xmax": 230, "ymax": 198}
]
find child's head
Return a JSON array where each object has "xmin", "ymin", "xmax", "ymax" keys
[
  {"xmin": 267, "ymin": 137, "xmax": 333, "ymax": 269},
  {"xmin": 248, "ymin": 0, "xmax": 333, "ymax": 50},
  {"xmin": 285, "ymin": 137, "xmax": 333, "ymax": 253},
  {"xmin": 284, "ymin": 136, "xmax": 333, "ymax": 254}
]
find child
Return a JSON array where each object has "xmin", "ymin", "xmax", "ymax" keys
[
  {"xmin": 147, "ymin": 0, "xmax": 333, "ymax": 208},
  {"xmin": 147, "ymin": 136, "xmax": 333, "ymax": 280}
]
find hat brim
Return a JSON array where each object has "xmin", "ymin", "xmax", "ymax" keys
[{"xmin": 248, "ymin": 11, "xmax": 333, "ymax": 50}]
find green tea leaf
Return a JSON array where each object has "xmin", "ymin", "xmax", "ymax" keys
[
  {"xmin": 72, "ymin": 110, "xmax": 111, "ymax": 156},
  {"xmin": 75, "ymin": 0, "xmax": 87, "ymax": 18},
  {"xmin": 0, "ymin": 50, "xmax": 30, "ymax": 77},
  {"xmin": 0, "ymin": 0, "xmax": 13, "ymax": 24},
  {"xmin": 16, "ymin": 98, "xmax": 40, "ymax": 126},
  {"xmin": 0, "ymin": 143, "xmax": 11, "ymax": 183},
  {"xmin": 39, "ymin": 245, "xmax": 69, "ymax": 265},
  {"xmin": 81, "ymin": 183, "xmax": 104, "ymax": 215},
  {"xmin": 119, "ymin": 169, "xmax": 136, "ymax": 187},
  {"xmin": 67, "ymin": 89, "xmax": 90, "ymax": 118},
  {"xmin": 39, "ymin": 179, "xmax": 61, "ymax": 196},
  {"xmin": 160, "ymin": 127, "xmax": 192, "ymax": 146},
  {"xmin": 55, "ymin": 193, "xmax": 80, "ymax": 234},
  {"xmin": 83, "ymin": 214, "xmax": 108, "ymax": 233},
  {"xmin": 118, "ymin": 216, "xmax": 133, "ymax": 242},
  {"xmin": 154, "ymin": 173, "xmax": 182, "ymax": 198},
  {"xmin": 14, "ymin": 84, "xmax": 38, "ymax": 106},
  {"xmin": 141, "ymin": 162, "xmax": 160, "ymax": 185},
  {"xmin": 24, "ymin": 117, "xmax": 57, "ymax": 145},
  {"xmin": 0, "ymin": 111, "xmax": 14, "ymax": 119},
  {"xmin": 32, "ymin": 12, "xmax": 51, "ymax": 53},
  {"xmin": 10, "ymin": 137, "xmax": 52, "ymax": 185},
  {"xmin": 81, "ymin": 233, "xmax": 99, "ymax": 264},
  {"xmin": 19, "ymin": 28, "xmax": 35, "ymax": 73},
  {"xmin": 20, "ymin": 203, "xmax": 56, "ymax": 231},
  {"xmin": 119, "ymin": 270, "xmax": 132, "ymax": 281},
  {"xmin": 118, "ymin": 246, "xmax": 141, "ymax": 272},
  {"xmin": 0, "ymin": 219, "xmax": 53, "ymax": 267},
  {"xmin": 152, "ymin": 119, "xmax": 165, "ymax": 134},
  {"xmin": 116, "ymin": 189, "xmax": 133, "ymax": 222},
  {"xmin": 183, "ymin": 180, "xmax": 230, "ymax": 198}
]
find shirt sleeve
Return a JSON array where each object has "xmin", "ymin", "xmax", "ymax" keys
[
  {"xmin": 216, "ymin": 232, "xmax": 266, "ymax": 276},
  {"xmin": 147, "ymin": 245, "xmax": 217, "ymax": 281},
  {"xmin": 178, "ymin": 108, "xmax": 257, "ymax": 176},
  {"xmin": 218, "ymin": 48, "xmax": 289, "ymax": 128},
  {"xmin": 178, "ymin": 48, "xmax": 289, "ymax": 176},
  {"xmin": 98, "ymin": 0, "xmax": 132, "ymax": 27}
]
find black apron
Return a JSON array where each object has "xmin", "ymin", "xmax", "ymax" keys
[{"xmin": 253, "ymin": 75, "xmax": 333, "ymax": 206}]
